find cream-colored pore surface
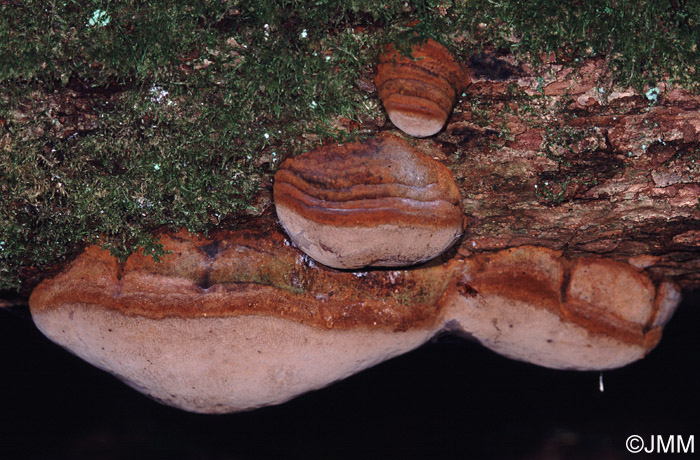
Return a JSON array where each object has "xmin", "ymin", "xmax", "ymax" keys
[
  {"xmin": 388, "ymin": 109, "xmax": 445, "ymax": 138},
  {"xmin": 441, "ymin": 292, "xmax": 646, "ymax": 371},
  {"xmin": 276, "ymin": 204, "xmax": 462, "ymax": 269},
  {"xmin": 31, "ymin": 303, "xmax": 434, "ymax": 413},
  {"xmin": 384, "ymin": 94, "xmax": 447, "ymax": 138}
]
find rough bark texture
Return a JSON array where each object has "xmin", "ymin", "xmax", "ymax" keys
[
  {"xmin": 384, "ymin": 54, "xmax": 700, "ymax": 291},
  {"xmin": 6, "ymin": 55, "xmax": 699, "ymax": 299}
]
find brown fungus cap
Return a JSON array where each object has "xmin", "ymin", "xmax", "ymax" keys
[
  {"xmin": 376, "ymin": 38, "xmax": 470, "ymax": 137},
  {"xmin": 273, "ymin": 134, "xmax": 466, "ymax": 269}
]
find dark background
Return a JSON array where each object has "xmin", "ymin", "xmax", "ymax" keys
[{"xmin": 1, "ymin": 292, "xmax": 698, "ymax": 460}]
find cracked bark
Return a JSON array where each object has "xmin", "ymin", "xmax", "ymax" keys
[
  {"xmin": 7, "ymin": 54, "xmax": 699, "ymax": 298},
  {"xmin": 369, "ymin": 54, "xmax": 700, "ymax": 291}
]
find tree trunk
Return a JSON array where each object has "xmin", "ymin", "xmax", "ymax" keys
[{"xmin": 390, "ymin": 54, "xmax": 700, "ymax": 291}]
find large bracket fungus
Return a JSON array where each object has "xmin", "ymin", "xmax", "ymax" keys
[
  {"xmin": 376, "ymin": 38, "xmax": 470, "ymax": 137},
  {"xmin": 273, "ymin": 134, "xmax": 465, "ymax": 269},
  {"xmin": 29, "ymin": 228, "xmax": 680, "ymax": 413}
]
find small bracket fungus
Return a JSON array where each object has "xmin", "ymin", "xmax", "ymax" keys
[
  {"xmin": 273, "ymin": 134, "xmax": 466, "ymax": 269},
  {"xmin": 376, "ymin": 39, "xmax": 470, "ymax": 137}
]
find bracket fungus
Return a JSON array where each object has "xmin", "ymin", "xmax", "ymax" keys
[
  {"xmin": 29, "ymin": 228, "xmax": 681, "ymax": 413},
  {"xmin": 376, "ymin": 38, "xmax": 470, "ymax": 137},
  {"xmin": 273, "ymin": 134, "xmax": 466, "ymax": 269},
  {"xmin": 444, "ymin": 247, "xmax": 680, "ymax": 370},
  {"xmin": 29, "ymin": 229, "xmax": 441, "ymax": 413}
]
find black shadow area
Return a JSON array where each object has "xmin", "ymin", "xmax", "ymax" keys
[{"xmin": 1, "ymin": 292, "xmax": 698, "ymax": 460}]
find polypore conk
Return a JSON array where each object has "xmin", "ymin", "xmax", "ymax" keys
[
  {"xmin": 29, "ymin": 229, "xmax": 441, "ymax": 414},
  {"xmin": 273, "ymin": 134, "xmax": 466, "ymax": 269},
  {"xmin": 376, "ymin": 38, "xmax": 470, "ymax": 137},
  {"xmin": 29, "ymin": 230, "xmax": 681, "ymax": 413},
  {"xmin": 442, "ymin": 247, "xmax": 681, "ymax": 370}
]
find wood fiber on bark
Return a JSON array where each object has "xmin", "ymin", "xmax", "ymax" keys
[{"xmin": 397, "ymin": 54, "xmax": 700, "ymax": 291}]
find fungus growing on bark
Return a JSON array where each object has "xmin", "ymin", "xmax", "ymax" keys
[
  {"xmin": 28, "ymin": 229, "xmax": 681, "ymax": 413},
  {"xmin": 376, "ymin": 38, "xmax": 470, "ymax": 137},
  {"xmin": 273, "ymin": 134, "xmax": 465, "ymax": 269},
  {"xmin": 443, "ymin": 247, "xmax": 681, "ymax": 370},
  {"xmin": 28, "ymin": 229, "xmax": 441, "ymax": 413}
]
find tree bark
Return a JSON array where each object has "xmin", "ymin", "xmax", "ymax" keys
[
  {"xmin": 386, "ymin": 54, "xmax": 700, "ymax": 291},
  {"xmin": 6, "ymin": 55, "xmax": 700, "ymax": 299}
]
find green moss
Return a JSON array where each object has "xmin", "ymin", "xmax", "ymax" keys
[
  {"xmin": 2, "ymin": 1, "xmax": 700, "ymax": 291},
  {"xmin": 468, "ymin": 0, "xmax": 700, "ymax": 91}
]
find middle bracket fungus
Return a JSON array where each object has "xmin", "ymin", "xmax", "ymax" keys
[{"xmin": 273, "ymin": 134, "xmax": 465, "ymax": 269}]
